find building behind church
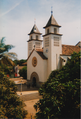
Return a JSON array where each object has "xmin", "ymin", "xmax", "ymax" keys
[{"xmin": 27, "ymin": 11, "xmax": 80, "ymax": 87}]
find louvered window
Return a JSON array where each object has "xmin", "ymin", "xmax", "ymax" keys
[
  {"xmin": 54, "ymin": 37, "xmax": 59, "ymax": 46},
  {"xmin": 29, "ymin": 42, "xmax": 32, "ymax": 50},
  {"xmin": 45, "ymin": 37, "xmax": 49, "ymax": 47},
  {"xmin": 35, "ymin": 42, "xmax": 40, "ymax": 49}
]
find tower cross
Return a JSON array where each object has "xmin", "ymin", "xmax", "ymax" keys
[
  {"xmin": 34, "ymin": 18, "xmax": 36, "ymax": 25},
  {"xmin": 51, "ymin": 6, "xmax": 53, "ymax": 15}
]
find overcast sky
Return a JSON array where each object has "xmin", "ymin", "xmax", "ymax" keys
[{"xmin": 0, "ymin": 0, "xmax": 80, "ymax": 60}]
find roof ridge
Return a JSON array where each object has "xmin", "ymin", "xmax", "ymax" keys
[
  {"xmin": 62, "ymin": 44, "xmax": 79, "ymax": 47},
  {"xmin": 36, "ymin": 49, "xmax": 43, "ymax": 52},
  {"xmin": 27, "ymin": 49, "xmax": 34, "ymax": 61}
]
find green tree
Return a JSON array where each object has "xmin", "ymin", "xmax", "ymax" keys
[
  {"xmin": 34, "ymin": 52, "xmax": 80, "ymax": 119},
  {"xmin": 14, "ymin": 59, "xmax": 27, "ymax": 66},
  {"xmin": 0, "ymin": 37, "xmax": 17, "ymax": 65},
  {"xmin": 19, "ymin": 66, "xmax": 27, "ymax": 79},
  {"xmin": 0, "ymin": 69, "xmax": 27, "ymax": 118}
]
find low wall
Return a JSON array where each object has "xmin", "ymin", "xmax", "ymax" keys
[
  {"xmin": 19, "ymin": 93, "xmax": 42, "ymax": 101},
  {"xmin": 16, "ymin": 84, "xmax": 39, "ymax": 91}
]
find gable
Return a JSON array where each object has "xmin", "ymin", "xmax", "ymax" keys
[
  {"xmin": 27, "ymin": 49, "xmax": 48, "ymax": 62},
  {"xmin": 36, "ymin": 49, "xmax": 48, "ymax": 60}
]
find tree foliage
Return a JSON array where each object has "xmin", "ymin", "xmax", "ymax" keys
[
  {"xmin": 0, "ymin": 66, "xmax": 27, "ymax": 118},
  {"xmin": 34, "ymin": 52, "xmax": 80, "ymax": 119},
  {"xmin": 0, "ymin": 37, "xmax": 17, "ymax": 61},
  {"xmin": 14, "ymin": 59, "xmax": 27, "ymax": 66},
  {"xmin": 19, "ymin": 66, "xmax": 27, "ymax": 79},
  {"xmin": 0, "ymin": 56, "xmax": 15, "ymax": 66}
]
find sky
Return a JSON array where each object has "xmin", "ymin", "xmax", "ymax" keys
[{"xmin": 0, "ymin": 0, "xmax": 80, "ymax": 60}]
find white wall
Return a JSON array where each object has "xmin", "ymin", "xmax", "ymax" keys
[
  {"xmin": 43, "ymin": 33, "xmax": 62, "ymax": 77},
  {"xmin": 43, "ymin": 35, "xmax": 52, "ymax": 77},
  {"xmin": 27, "ymin": 50, "xmax": 48, "ymax": 83},
  {"xmin": 45, "ymin": 26, "xmax": 59, "ymax": 34},
  {"xmin": 61, "ymin": 55, "xmax": 71, "ymax": 66},
  {"xmin": 28, "ymin": 41, "xmax": 42, "ymax": 56},
  {"xmin": 29, "ymin": 34, "xmax": 41, "ymax": 40},
  {"xmin": 51, "ymin": 35, "xmax": 62, "ymax": 70}
]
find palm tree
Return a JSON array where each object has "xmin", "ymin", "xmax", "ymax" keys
[{"xmin": 0, "ymin": 37, "xmax": 17, "ymax": 66}]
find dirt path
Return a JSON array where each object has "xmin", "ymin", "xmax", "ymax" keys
[
  {"xmin": 9, "ymin": 78, "xmax": 40, "ymax": 118},
  {"xmin": 24, "ymin": 99, "xmax": 39, "ymax": 119}
]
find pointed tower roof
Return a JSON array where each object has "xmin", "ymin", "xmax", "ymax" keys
[
  {"xmin": 43, "ymin": 12, "xmax": 61, "ymax": 28},
  {"xmin": 28, "ymin": 24, "xmax": 42, "ymax": 35}
]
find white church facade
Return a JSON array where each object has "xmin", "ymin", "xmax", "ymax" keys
[{"xmin": 27, "ymin": 11, "xmax": 80, "ymax": 87}]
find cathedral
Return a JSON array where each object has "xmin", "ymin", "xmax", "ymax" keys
[{"xmin": 27, "ymin": 11, "xmax": 80, "ymax": 87}]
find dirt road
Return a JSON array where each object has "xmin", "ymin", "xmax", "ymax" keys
[{"xmin": 24, "ymin": 99, "xmax": 39, "ymax": 119}]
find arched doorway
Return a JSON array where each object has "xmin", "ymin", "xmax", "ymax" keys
[
  {"xmin": 30, "ymin": 72, "xmax": 39, "ymax": 87},
  {"xmin": 32, "ymin": 77, "xmax": 36, "ymax": 87}
]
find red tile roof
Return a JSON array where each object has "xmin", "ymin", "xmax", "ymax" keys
[
  {"xmin": 36, "ymin": 49, "xmax": 43, "ymax": 52},
  {"xmin": 27, "ymin": 44, "xmax": 80, "ymax": 61},
  {"xmin": 62, "ymin": 45, "xmax": 80, "ymax": 55},
  {"xmin": 22, "ymin": 62, "xmax": 27, "ymax": 66}
]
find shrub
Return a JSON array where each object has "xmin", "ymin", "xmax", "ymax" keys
[
  {"xmin": 34, "ymin": 52, "xmax": 80, "ymax": 119},
  {"xmin": 19, "ymin": 66, "xmax": 27, "ymax": 79},
  {"xmin": 0, "ymin": 66, "xmax": 27, "ymax": 118}
]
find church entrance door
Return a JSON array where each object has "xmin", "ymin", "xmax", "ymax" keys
[
  {"xmin": 30, "ymin": 72, "xmax": 39, "ymax": 87},
  {"xmin": 32, "ymin": 77, "xmax": 36, "ymax": 87}
]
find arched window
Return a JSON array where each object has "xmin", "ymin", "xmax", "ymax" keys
[
  {"xmin": 47, "ymin": 29, "xmax": 49, "ymax": 34},
  {"xmin": 31, "ymin": 36, "xmax": 32, "ymax": 40},
  {"xmin": 54, "ymin": 28, "xmax": 57, "ymax": 34},
  {"xmin": 36, "ymin": 35, "xmax": 38, "ymax": 40}
]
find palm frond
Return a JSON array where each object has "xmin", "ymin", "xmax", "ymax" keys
[
  {"xmin": 4, "ymin": 45, "xmax": 14, "ymax": 52},
  {"xmin": 0, "ymin": 37, "xmax": 5, "ymax": 48},
  {"xmin": 0, "ymin": 56, "xmax": 15, "ymax": 66},
  {"xmin": 0, "ymin": 48, "xmax": 5, "ymax": 53},
  {"xmin": 0, "ymin": 37, "xmax": 18, "ymax": 61},
  {"xmin": 4, "ymin": 52, "xmax": 18, "ymax": 60}
]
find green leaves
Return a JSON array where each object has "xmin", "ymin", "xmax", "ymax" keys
[
  {"xmin": 0, "ymin": 37, "xmax": 17, "ymax": 61},
  {"xmin": 19, "ymin": 66, "xmax": 27, "ymax": 79},
  {"xmin": 34, "ymin": 52, "xmax": 80, "ymax": 119},
  {"xmin": 0, "ymin": 70, "xmax": 27, "ymax": 118},
  {"xmin": 0, "ymin": 37, "xmax": 14, "ymax": 53}
]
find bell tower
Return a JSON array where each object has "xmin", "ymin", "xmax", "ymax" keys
[
  {"xmin": 43, "ymin": 9, "xmax": 62, "ymax": 76},
  {"xmin": 27, "ymin": 23, "xmax": 42, "ymax": 56}
]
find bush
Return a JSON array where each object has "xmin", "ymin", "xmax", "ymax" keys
[
  {"xmin": 0, "ymin": 66, "xmax": 27, "ymax": 118},
  {"xmin": 14, "ymin": 59, "xmax": 27, "ymax": 66},
  {"xmin": 34, "ymin": 52, "xmax": 80, "ymax": 119},
  {"xmin": 19, "ymin": 66, "xmax": 27, "ymax": 79},
  {"xmin": 0, "ymin": 64, "xmax": 11, "ymax": 76}
]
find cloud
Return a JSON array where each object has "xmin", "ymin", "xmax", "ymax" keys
[{"xmin": 0, "ymin": 0, "xmax": 24, "ymax": 17}]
